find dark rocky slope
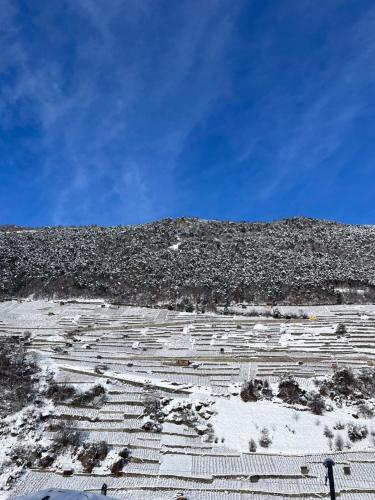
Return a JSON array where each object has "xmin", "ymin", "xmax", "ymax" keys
[{"xmin": 1, "ymin": 217, "xmax": 375, "ymax": 307}]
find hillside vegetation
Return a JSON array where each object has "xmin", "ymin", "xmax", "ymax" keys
[{"xmin": 1, "ymin": 217, "xmax": 375, "ymax": 307}]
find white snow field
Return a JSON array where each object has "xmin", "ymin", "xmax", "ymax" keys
[{"xmin": 2, "ymin": 299, "xmax": 375, "ymax": 498}]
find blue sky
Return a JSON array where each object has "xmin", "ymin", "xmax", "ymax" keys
[{"xmin": 1, "ymin": 0, "xmax": 375, "ymax": 226}]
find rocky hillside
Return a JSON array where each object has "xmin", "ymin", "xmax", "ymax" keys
[{"xmin": 1, "ymin": 217, "xmax": 375, "ymax": 308}]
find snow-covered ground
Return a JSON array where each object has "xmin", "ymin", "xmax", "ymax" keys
[
  {"xmin": 212, "ymin": 396, "xmax": 375, "ymax": 454},
  {"xmin": 2, "ymin": 299, "xmax": 375, "ymax": 499}
]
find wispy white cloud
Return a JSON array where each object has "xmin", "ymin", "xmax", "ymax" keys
[
  {"xmin": 3, "ymin": 1, "xmax": 375, "ymax": 225},
  {"xmin": 239, "ymin": 2, "xmax": 375, "ymax": 203},
  {"xmin": 0, "ymin": 0, "xmax": 243, "ymax": 225}
]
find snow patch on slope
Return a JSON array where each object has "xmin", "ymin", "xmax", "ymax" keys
[{"xmin": 211, "ymin": 397, "xmax": 375, "ymax": 454}]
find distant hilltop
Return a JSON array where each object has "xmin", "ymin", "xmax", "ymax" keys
[{"xmin": 1, "ymin": 217, "xmax": 375, "ymax": 307}]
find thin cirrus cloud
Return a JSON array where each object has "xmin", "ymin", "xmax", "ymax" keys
[
  {"xmin": 255, "ymin": 6, "xmax": 375, "ymax": 203},
  {"xmin": 1, "ymin": 0, "xmax": 375, "ymax": 226},
  {"xmin": 174, "ymin": 0, "xmax": 375, "ymax": 222}
]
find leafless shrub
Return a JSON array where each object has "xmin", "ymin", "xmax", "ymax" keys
[
  {"xmin": 344, "ymin": 440, "xmax": 352, "ymax": 449},
  {"xmin": 71, "ymin": 384, "xmax": 106, "ymax": 407},
  {"xmin": 45, "ymin": 381, "xmax": 76, "ymax": 402},
  {"xmin": 143, "ymin": 395, "xmax": 162, "ymax": 416},
  {"xmin": 308, "ymin": 392, "xmax": 325, "ymax": 415},
  {"xmin": 334, "ymin": 421, "xmax": 345, "ymax": 430},
  {"xmin": 78, "ymin": 442, "xmax": 108, "ymax": 472},
  {"xmin": 334, "ymin": 434, "xmax": 344, "ymax": 451},
  {"xmin": 38, "ymin": 453, "xmax": 56, "ymax": 468},
  {"xmin": 277, "ymin": 376, "xmax": 305, "ymax": 404},
  {"xmin": 10, "ymin": 443, "xmax": 43, "ymax": 467},
  {"xmin": 249, "ymin": 439, "xmax": 257, "ymax": 452},
  {"xmin": 259, "ymin": 427, "xmax": 272, "ymax": 448},
  {"xmin": 336, "ymin": 323, "xmax": 347, "ymax": 337},
  {"xmin": 357, "ymin": 403, "xmax": 374, "ymax": 418},
  {"xmin": 241, "ymin": 379, "xmax": 273, "ymax": 402},
  {"xmin": 202, "ymin": 423, "xmax": 215, "ymax": 443},
  {"xmin": 318, "ymin": 367, "xmax": 375, "ymax": 402},
  {"xmin": 118, "ymin": 447, "xmax": 131, "ymax": 461},
  {"xmin": 110, "ymin": 457, "xmax": 125, "ymax": 475},
  {"xmin": 347, "ymin": 423, "xmax": 368, "ymax": 441},
  {"xmin": 324, "ymin": 426, "xmax": 333, "ymax": 439},
  {"xmin": 52, "ymin": 422, "xmax": 81, "ymax": 449},
  {"xmin": 142, "ymin": 420, "xmax": 162, "ymax": 432}
]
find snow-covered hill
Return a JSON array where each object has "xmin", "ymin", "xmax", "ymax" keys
[{"xmin": 1, "ymin": 217, "xmax": 375, "ymax": 307}]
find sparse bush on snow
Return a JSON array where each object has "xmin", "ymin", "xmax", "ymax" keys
[
  {"xmin": 334, "ymin": 434, "xmax": 344, "ymax": 451},
  {"xmin": 336, "ymin": 323, "xmax": 347, "ymax": 337},
  {"xmin": 144, "ymin": 395, "xmax": 162, "ymax": 416},
  {"xmin": 323, "ymin": 426, "xmax": 333, "ymax": 439},
  {"xmin": 240, "ymin": 379, "xmax": 272, "ymax": 402},
  {"xmin": 52, "ymin": 422, "xmax": 81, "ymax": 449},
  {"xmin": 334, "ymin": 421, "xmax": 345, "ymax": 430},
  {"xmin": 77, "ymin": 441, "xmax": 108, "ymax": 472},
  {"xmin": 347, "ymin": 423, "xmax": 368, "ymax": 441},
  {"xmin": 259, "ymin": 428, "xmax": 272, "ymax": 448},
  {"xmin": 308, "ymin": 392, "xmax": 325, "ymax": 415},
  {"xmin": 249, "ymin": 439, "xmax": 257, "ymax": 452},
  {"xmin": 71, "ymin": 384, "xmax": 106, "ymax": 407},
  {"xmin": 277, "ymin": 376, "xmax": 305, "ymax": 404},
  {"xmin": 45, "ymin": 381, "xmax": 76, "ymax": 402},
  {"xmin": 111, "ymin": 457, "xmax": 125, "ymax": 475},
  {"xmin": 10, "ymin": 443, "xmax": 43, "ymax": 468},
  {"xmin": 357, "ymin": 403, "xmax": 374, "ymax": 418}
]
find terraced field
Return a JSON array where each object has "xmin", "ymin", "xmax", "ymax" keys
[{"xmin": 3, "ymin": 299, "xmax": 375, "ymax": 499}]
